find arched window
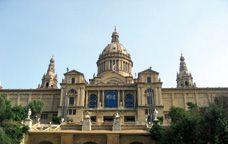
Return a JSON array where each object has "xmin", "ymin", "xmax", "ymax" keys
[
  {"xmin": 105, "ymin": 90, "xmax": 118, "ymax": 108},
  {"xmin": 145, "ymin": 88, "xmax": 153, "ymax": 105},
  {"xmin": 88, "ymin": 94, "xmax": 97, "ymax": 108},
  {"xmin": 185, "ymin": 81, "xmax": 188, "ymax": 86},
  {"xmin": 147, "ymin": 76, "xmax": 152, "ymax": 83},
  {"xmin": 71, "ymin": 78, "xmax": 75, "ymax": 84},
  {"xmin": 46, "ymin": 82, "xmax": 49, "ymax": 88},
  {"xmin": 68, "ymin": 89, "xmax": 77, "ymax": 94},
  {"xmin": 125, "ymin": 94, "xmax": 134, "ymax": 108}
]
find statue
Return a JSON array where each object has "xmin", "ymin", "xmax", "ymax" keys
[
  {"xmin": 82, "ymin": 111, "xmax": 91, "ymax": 131},
  {"xmin": 24, "ymin": 108, "xmax": 33, "ymax": 128},
  {"xmin": 113, "ymin": 112, "xmax": 120, "ymax": 119},
  {"xmin": 27, "ymin": 108, "xmax": 32, "ymax": 119},
  {"xmin": 112, "ymin": 112, "xmax": 121, "ymax": 131},
  {"xmin": 153, "ymin": 108, "xmax": 158, "ymax": 121},
  {"xmin": 84, "ymin": 111, "xmax": 91, "ymax": 119},
  {"xmin": 99, "ymin": 101, "xmax": 102, "ymax": 108}
]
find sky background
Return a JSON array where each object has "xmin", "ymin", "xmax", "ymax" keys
[{"xmin": 0, "ymin": 0, "xmax": 228, "ymax": 89}]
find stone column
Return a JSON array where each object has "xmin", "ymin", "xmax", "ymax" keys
[
  {"xmin": 118, "ymin": 90, "xmax": 120, "ymax": 108},
  {"xmin": 60, "ymin": 88, "xmax": 64, "ymax": 106},
  {"xmin": 85, "ymin": 90, "xmax": 88, "ymax": 108},
  {"xmin": 77, "ymin": 88, "xmax": 81, "ymax": 106},
  {"xmin": 122, "ymin": 90, "xmax": 125, "ymax": 107},
  {"xmin": 137, "ymin": 87, "xmax": 141, "ymax": 106},
  {"xmin": 97, "ymin": 90, "xmax": 100, "ymax": 108},
  {"xmin": 80, "ymin": 87, "xmax": 85, "ymax": 107},
  {"xmin": 102, "ymin": 90, "xmax": 105, "ymax": 108}
]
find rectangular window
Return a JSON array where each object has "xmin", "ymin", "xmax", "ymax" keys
[
  {"xmin": 124, "ymin": 116, "xmax": 135, "ymax": 122},
  {"xmin": 69, "ymin": 97, "xmax": 75, "ymax": 105},
  {"xmin": 68, "ymin": 109, "xmax": 76, "ymax": 115},
  {"xmin": 145, "ymin": 109, "xmax": 149, "ymax": 115},
  {"xmin": 72, "ymin": 109, "xmax": 76, "ymax": 115},
  {"xmin": 103, "ymin": 116, "xmax": 114, "ymax": 122},
  {"xmin": 41, "ymin": 113, "xmax": 48, "ymax": 120},
  {"xmin": 71, "ymin": 78, "xmax": 75, "ymax": 84}
]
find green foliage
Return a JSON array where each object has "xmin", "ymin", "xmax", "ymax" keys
[
  {"xmin": 12, "ymin": 105, "xmax": 28, "ymax": 121},
  {"xmin": 52, "ymin": 116, "xmax": 61, "ymax": 124},
  {"xmin": 150, "ymin": 123, "xmax": 164, "ymax": 141},
  {"xmin": 0, "ymin": 95, "xmax": 28, "ymax": 144},
  {"xmin": 2, "ymin": 120, "xmax": 28, "ymax": 144},
  {"xmin": 28, "ymin": 100, "xmax": 44, "ymax": 117},
  {"xmin": 150, "ymin": 101, "xmax": 228, "ymax": 144},
  {"xmin": 0, "ymin": 127, "xmax": 11, "ymax": 144},
  {"xmin": 0, "ymin": 95, "xmax": 13, "ymax": 122},
  {"xmin": 157, "ymin": 116, "xmax": 163, "ymax": 124}
]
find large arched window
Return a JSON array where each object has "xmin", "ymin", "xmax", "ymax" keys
[
  {"xmin": 105, "ymin": 90, "xmax": 118, "ymax": 108},
  {"xmin": 125, "ymin": 94, "xmax": 134, "ymax": 108},
  {"xmin": 145, "ymin": 88, "xmax": 153, "ymax": 105},
  {"xmin": 88, "ymin": 94, "xmax": 97, "ymax": 108}
]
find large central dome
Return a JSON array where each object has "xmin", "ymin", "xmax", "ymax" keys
[
  {"xmin": 101, "ymin": 30, "xmax": 129, "ymax": 56},
  {"xmin": 97, "ymin": 28, "xmax": 133, "ymax": 77}
]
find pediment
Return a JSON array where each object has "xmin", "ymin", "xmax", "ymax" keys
[
  {"xmin": 98, "ymin": 71, "xmax": 127, "ymax": 84},
  {"xmin": 64, "ymin": 70, "xmax": 84, "ymax": 76}
]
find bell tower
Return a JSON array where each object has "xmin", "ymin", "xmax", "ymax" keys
[
  {"xmin": 176, "ymin": 54, "xmax": 196, "ymax": 88},
  {"xmin": 39, "ymin": 56, "xmax": 58, "ymax": 89}
]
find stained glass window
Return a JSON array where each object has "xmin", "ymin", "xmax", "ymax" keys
[
  {"xmin": 104, "ymin": 90, "xmax": 118, "ymax": 108},
  {"xmin": 89, "ymin": 94, "xmax": 97, "ymax": 108},
  {"xmin": 125, "ymin": 94, "xmax": 134, "ymax": 108}
]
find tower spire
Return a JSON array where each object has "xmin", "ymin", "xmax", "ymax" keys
[
  {"xmin": 39, "ymin": 56, "xmax": 58, "ymax": 89},
  {"xmin": 111, "ymin": 26, "xmax": 119, "ymax": 43},
  {"xmin": 176, "ymin": 54, "xmax": 195, "ymax": 88}
]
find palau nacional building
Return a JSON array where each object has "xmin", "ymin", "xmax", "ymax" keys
[{"xmin": 0, "ymin": 29, "xmax": 228, "ymax": 144}]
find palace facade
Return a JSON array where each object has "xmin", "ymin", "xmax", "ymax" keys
[{"xmin": 0, "ymin": 29, "xmax": 227, "ymax": 144}]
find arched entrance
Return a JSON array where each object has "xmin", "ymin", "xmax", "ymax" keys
[{"xmin": 39, "ymin": 141, "xmax": 53, "ymax": 144}]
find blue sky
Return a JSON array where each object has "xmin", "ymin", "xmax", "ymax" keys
[{"xmin": 0, "ymin": 0, "xmax": 228, "ymax": 88}]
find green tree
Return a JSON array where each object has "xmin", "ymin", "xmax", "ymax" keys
[
  {"xmin": 150, "ymin": 101, "xmax": 228, "ymax": 144},
  {"xmin": 0, "ymin": 95, "xmax": 28, "ymax": 144},
  {"xmin": 12, "ymin": 105, "xmax": 28, "ymax": 121},
  {"xmin": 28, "ymin": 100, "xmax": 44, "ymax": 118}
]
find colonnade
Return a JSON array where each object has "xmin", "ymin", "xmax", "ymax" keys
[{"xmin": 98, "ymin": 59, "xmax": 132, "ymax": 74}]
